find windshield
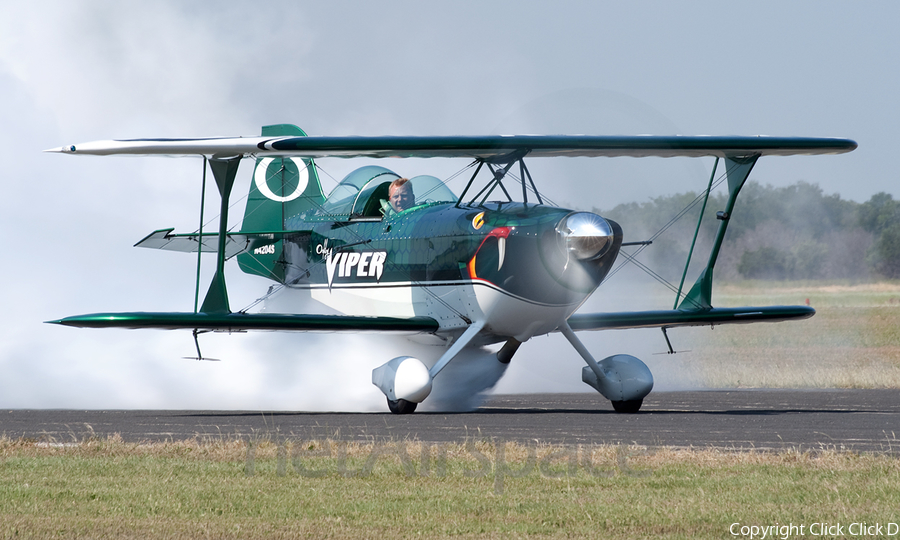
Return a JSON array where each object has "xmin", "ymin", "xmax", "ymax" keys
[
  {"xmin": 317, "ymin": 168, "xmax": 457, "ymax": 221},
  {"xmin": 403, "ymin": 175, "xmax": 458, "ymax": 208},
  {"xmin": 317, "ymin": 166, "xmax": 399, "ymax": 220}
]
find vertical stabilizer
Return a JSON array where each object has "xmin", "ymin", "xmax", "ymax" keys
[{"xmin": 237, "ymin": 124, "xmax": 325, "ymax": 282}]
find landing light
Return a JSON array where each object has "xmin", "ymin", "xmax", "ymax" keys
[{"xmin": 557, "ymin": 212, "xmax": 613, "ymax": 260}]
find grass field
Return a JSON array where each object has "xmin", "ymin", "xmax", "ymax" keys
[
  {"xmin": 2, "ymin": 437, "xmax": 900, "ymax": 539},
  {"xmin": 3, "ymin": 281, "xmax": 899, "ymax": 538},
  {"xmin": 674, "ymin": 281, "xmax": 900, "ymax": 388}
]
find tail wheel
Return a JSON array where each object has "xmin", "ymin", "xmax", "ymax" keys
[
  {"xmin": 388, "ymin": 398, "xmax": 418, "ymax": 414},
  {"xmin": 611, "ymin": 399, "xmax": 643, "ymax": 414}
]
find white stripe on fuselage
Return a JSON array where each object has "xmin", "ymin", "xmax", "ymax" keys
[{"xmin": 297, "ymin": 280, "xmax": 584, "ymax": 341}]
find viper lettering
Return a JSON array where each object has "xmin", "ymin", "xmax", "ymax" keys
[{"xmin": 326, "ymin": 250, "xmax": 387, "ymax": 287}]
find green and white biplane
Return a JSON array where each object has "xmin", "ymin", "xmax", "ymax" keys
[{"xmin": 47, "ymin": 125, "xmax": 856, "ymax": 413}]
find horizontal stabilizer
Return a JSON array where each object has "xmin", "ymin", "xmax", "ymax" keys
[
  {"xmin": 48, "ymin": 312, "xmax": 439, "ymax": 333},
  {"xmin": 135, "ymin": 228, "xmax": 287, "ymax": 258},
  {"xmin": 566, "ymin": 305, "xmax": 815, "ymax": 331}
]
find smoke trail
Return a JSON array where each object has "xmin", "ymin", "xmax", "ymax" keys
[
  {"xmin": 236, "ymin": 287, "xmax": 508, "ymax": 412},
  {"xmin": 421, "ymin": 345, "xmax": 509, "ymax": 412}
]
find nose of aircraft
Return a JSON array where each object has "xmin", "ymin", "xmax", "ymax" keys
[{"xmin": 556, "ymin": 212, "xmax": 614, "ymax": 260}]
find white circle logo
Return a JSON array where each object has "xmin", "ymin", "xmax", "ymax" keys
[{"xmin": 254, "ymin": 157, "xmax": 309, "ymax": 202}]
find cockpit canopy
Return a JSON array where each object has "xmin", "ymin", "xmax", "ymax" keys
[{"xmin": 317, "ymin": 165, "xmax": 457, "ymax": 221}]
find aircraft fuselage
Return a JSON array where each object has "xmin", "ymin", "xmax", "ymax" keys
[{"xmin": 278, "ymin": 201, "xmax": 622, "ymax": 342}]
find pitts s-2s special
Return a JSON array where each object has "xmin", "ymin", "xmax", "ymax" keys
[{"xmin": 48, "ymin": 124, "xmax": 856, "ymax": 413}]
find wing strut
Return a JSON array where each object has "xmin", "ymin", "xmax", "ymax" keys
[
  {"xmin": 674, "ymin": 157, "xmax": 718, "ymax": 308},
  {"xmin": 199, "ymin": 156, "xmax": 242, "ymax": 314},
  {"xmin": 678, "ymin": 155, "xmax": 759, "ymax": 311},
  {"xmin": 193, "ymin": 157, "xmax": 208, "ymax": 313},
  {"xmin": 519, "ymin": 159, "xmax": 543, "ymax": 205}
]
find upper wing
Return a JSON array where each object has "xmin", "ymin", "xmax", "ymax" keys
[
  {"xmin": 566, "ymin": 305, "xmax": 815, "ymax": 331},
  {"xmin": 46, "ymin": 135, "xmax": 857, "ymax": 159}
]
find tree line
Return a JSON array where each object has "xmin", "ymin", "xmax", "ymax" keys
[{"xmin": 595, "ymin": 182, "xmax": 900, "ymax": 282}]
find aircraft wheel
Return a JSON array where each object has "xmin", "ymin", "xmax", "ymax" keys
[
  {"xmin": 387, "ymin": 398, "xmax": 418, "ymax": 414},
  {"xmin": 611, "ymin": 399, "xmax": 642, "ymax": 414}
]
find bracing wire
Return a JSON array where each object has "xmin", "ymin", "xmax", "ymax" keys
[{"xmin": 602, "ymin": 160, "xmax": 736, "ymax": 298}]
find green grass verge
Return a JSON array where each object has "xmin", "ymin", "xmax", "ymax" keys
[
  {"xmin": 2, "ymin": 437, "xmax": 899, "ymax": 539},
  {"xmin": 671, "ymin": 281, "xmax": 900, "ymax": 388}
]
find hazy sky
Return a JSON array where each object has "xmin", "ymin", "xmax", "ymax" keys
[{"xmin": 0, "ymin": 1, "xmax": 894, "ymax": 409}]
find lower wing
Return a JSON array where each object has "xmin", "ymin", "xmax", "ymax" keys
[
  {"xmin": 49, "ymin": 312, "xmax": 439, "ymax": 333},
  {"xmin": 50, "ymin": 306, "xmax": 812, "ymax": 333}
]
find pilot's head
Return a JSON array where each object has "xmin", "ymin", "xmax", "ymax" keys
[{"xmin": 389, "ymin": 178, "xmax": 415, "ymax": 212}]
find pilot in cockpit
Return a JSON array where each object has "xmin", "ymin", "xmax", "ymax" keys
[{"xmin": 387, "ymin": 177, "xmax": 415, "ymax": 213}]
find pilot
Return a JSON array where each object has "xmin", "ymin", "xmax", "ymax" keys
[{"xmin": 388, "ymin": 177, "xmax": 415, "ymax": 213}]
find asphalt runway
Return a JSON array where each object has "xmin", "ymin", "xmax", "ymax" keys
[{"xmin": 3, "ymin": 390, "xmax": 899, "ymax": 452}]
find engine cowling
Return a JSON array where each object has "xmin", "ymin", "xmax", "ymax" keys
[{"xmin": 372, "ymin": 356, "xmax": 433, "ymax": 403}]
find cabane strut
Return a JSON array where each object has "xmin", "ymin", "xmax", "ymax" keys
[{"xmin": 455, "ymin": 151, "xmax": 542, "ymax": 207}]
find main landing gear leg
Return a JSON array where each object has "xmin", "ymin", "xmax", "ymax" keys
[
  {"xmin": 560, "ymin": 322, "xmax": 653, "ymax": 414},
  {"xmin": 373, "ymin": 321, "xmax": 487, "ymax": 414}
]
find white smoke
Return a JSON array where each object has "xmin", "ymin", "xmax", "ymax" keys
[
  {"xmin": 420, "ymin": 344, "xmax": 509, "ymax": 412},
  {"xmin": 216, "ymin": 332, "xmax": 509, "ymax": 413},
  {"xmin": 218, "ymin": 286, "xmax": 509, "ymax": 412}
]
